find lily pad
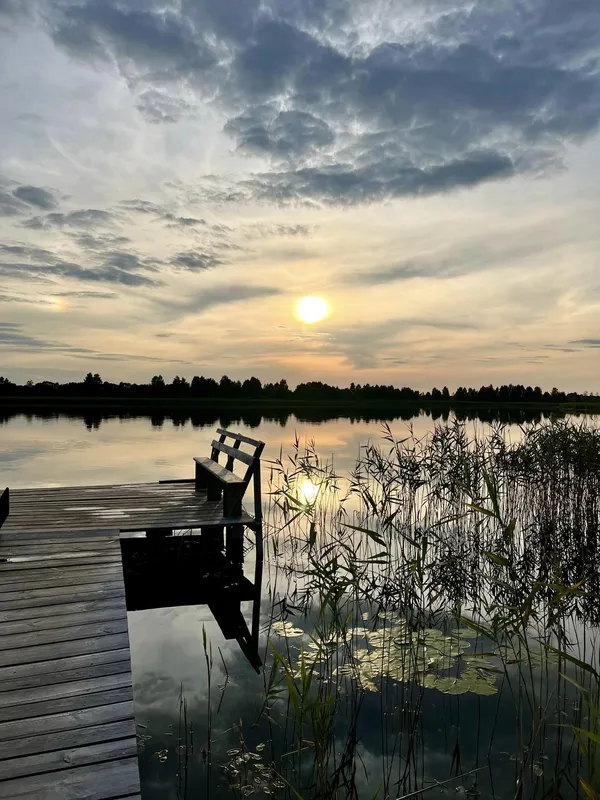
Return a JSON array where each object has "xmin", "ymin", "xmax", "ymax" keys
[
  {"xmin": 452, "ymin": 627, "xmax": 479, "ymax": 638},
  {"xmin": 271, "ymin": 621, "xmax": 305, "ymax": 637}
]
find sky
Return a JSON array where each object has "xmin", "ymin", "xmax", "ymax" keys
[{"xmin": 1, "ymin": 0, "xmax": 600, "ymax": 391}]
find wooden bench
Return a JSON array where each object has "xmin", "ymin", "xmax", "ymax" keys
[{"xmin": 194, "ymin": 428, "xmax": 265, "ymax": 521}]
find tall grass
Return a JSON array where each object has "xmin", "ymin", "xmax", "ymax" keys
[
  {"xmin": 257, "ymin": 420, "xmax": 600, "ymax": 798},
  {"xmin": 160, "ymin": 419, "xmax": 600, "ymax": 798}
]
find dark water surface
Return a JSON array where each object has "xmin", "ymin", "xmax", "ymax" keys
[{"xmin": 2, "ymin": 409, "xmax": 599, "ymax": 799}]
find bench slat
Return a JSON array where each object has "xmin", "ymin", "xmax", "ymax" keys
[
  {"xmin": 193, "ymin": 458, "xmax": 245, "ymax": 485},
  {"xmin": 216, "ymin": 429, "xmax": 263, "ymax": 448},
  {"xmin": 211, "ymin": 441, "xmax": 254, "ymax": 466}
]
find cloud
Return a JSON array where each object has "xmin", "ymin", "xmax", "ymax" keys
[
  {"xmin": 0, "ymin": 238, "xmax": 160, "ymax": 287},
  {"xmin": 0, "ymin": 322, "xmax": 93, "ymax": 352},
  {"xmin": 572, "ymin": 339, "xmax": 600, "ymax": 347},
  {"xmin": 12, "ymin": 185, "xmax": 58, "ymax": 210},
  {"xmin": 171, "ymin": 250, "xmax": 223, "ymax": 271},
  {"xmin": 164, "ymin": 215, "xmax": 206, "ymax": 227},
  {"xmin": 136, "ymin": 90, "xmax": 194, "ymax": 123},
  {"xmin": 21, "ymin": 0, "xmax": 599, "ymax": 208},
  {"xmin": 225, "ymin": 108, "xmax": 335, "ymax": 161},
  {"xmin": 23, "ymin": 209, "xmax": 114, "ymax": 229},
  {"xmin": 243, "ymin": 222, "xmax": 312, "ymax": 238},
  {"xmin": 56, "ymin": 290, "xmax": 118, "ymax": 299},
  {"xmin": 0, "ymin": 292, "xmax": 50, "ymax": 306},
  {"xmin": 348, "ymin": 234, "xmax": 556, "ymax": 285},
  {"xmin": 0, "ymin": 259, "xmax": 161, "ymax": 288},
  {"xmin": 313, "ymin": 316, "xmax": 476, "ymax": 369},
  {"xmin": 0, "ymin": 322, "xmax": 190, "ymax": 363},
  {"xmin": 103, "ymin": 250, "xmax": 159, "ymax": 272},
  {"xmin": 119, "ymin": 199, "xmax": 165, "ymax": 215},
  {"xmin": 0, "ymin": 243, "xmax": 57, "ymax": 261},
  {"xmin": 71, "ymin": 233, "xmax": 131, "ymax": 250},
  {"xmin": 241, "ymin": 149, "xmax": 519, "ymax": 205},
  {"xmin": 0, "ymin": 189, "xmax": 27, "ymax": 217},
  {"xmin": 159, "ymin": 283, "xmax": 282, "ymax": 316},
  {"xmin": 50, "ymin": 1, "xmax": 217, "ymax": 72}
]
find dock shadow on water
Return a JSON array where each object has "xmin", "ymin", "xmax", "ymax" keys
[{"xmin": 129, "ymin": 420, "xmax": 600, "ymax": 800}]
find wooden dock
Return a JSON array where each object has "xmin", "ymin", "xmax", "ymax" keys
[
  {"xmin": 0, "ymin": 429, "xmax": 264, "ymax": 798},
  {"xmin": 0, "ymin": 523, "xmax": 140, "ymax": 799}
]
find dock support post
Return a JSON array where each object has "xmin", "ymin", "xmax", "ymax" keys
[
  {"xmin": 146, "ymin": 527, "xmax": 173, "ymax": 539},
  {"xmin": 0, "ymin": 487, "xmax": 8, "ymax": 530}
]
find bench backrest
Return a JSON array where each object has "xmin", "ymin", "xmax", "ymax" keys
[{"xmin": 210, "ymin": 428, "xmax": 265, "ymax": 486}]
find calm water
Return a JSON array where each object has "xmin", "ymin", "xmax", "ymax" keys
[{"xmin": 1, "ymin": 409, "xmax": 598, "ymax": 799}]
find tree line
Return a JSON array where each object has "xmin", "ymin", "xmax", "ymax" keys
[{"xmin": 0, "ymin": 373, "xmax": 597, "ymax": 405}]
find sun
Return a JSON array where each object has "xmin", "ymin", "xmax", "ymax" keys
[
  {"xmin": 299, "ymin": 479, "xmax": 320, "ymax": 505},
  {"xmin": 296, "ymin": 296, "xmax": 329, "ymax": 324}
]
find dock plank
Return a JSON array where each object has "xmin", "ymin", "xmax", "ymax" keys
[
  {"xmin": 0, "ymin": 719, "xmax": 135, "ymax": 761},
  {"xmin": 0, "ymin": 631, "xmax": 132, "ymax": 667},
  {"xmin": 0, "ymin": 700, "xmax": 134, "ymax": 743},
  {"xmin": 0, "ymin": 583, "xmax": 125, "ymax": 612},
  {"xmin": 0, "ymin": 565, "xmax": 125, "ymax": 590},
  {"xmin": 0, "ymin": 604, "xmax": 125, "ymax": 635},
  {"xmin": 0, "ymin": 554, "xmax": 124, "ymax": 573},
  {"xmin": 0, "ymin": 672, "xmax": 133, "ymax": 710},
  {"xmin": 0, "ymin": 617, "xmax": 129, "ymax": 652},
  {"xmin": 0, "ymin": 757, "xmax": 140, "ymax": 799},
  {"xmin": 0, "ymin": 657, "xmax": 132, "ymax": 694},
  {"xmin": 0, "ymin": 649, "xmax": 132, "ymax": 687},
  {"xmin": 0, "ymin": 685, "xmax": 134, "ymax": 724},
  {"xmin": 0, "ymin": 738, "xmax": 137, "ymax": 782}
]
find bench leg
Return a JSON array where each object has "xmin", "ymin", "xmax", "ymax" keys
[
  {"xmin": 226, "ymin": 524, "xmax": 244, "ymax": 564},
  {"xmin": 200, "ymin": 525, "xmax": 224, "ymax": 550},
  {"xmin": 146, "ymin": 528, "xmax": 173, "ymax": 539}
]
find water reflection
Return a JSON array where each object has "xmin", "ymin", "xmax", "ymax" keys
[
  {"xmin": 0, "ymin": 404, "xmax": 584, "ymax": 432},
  {"xmin": 122, "ymin": 528, "xmax": 263, "ymax": 673}
]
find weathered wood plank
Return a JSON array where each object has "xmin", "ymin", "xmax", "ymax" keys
[
  {"xmin": 0, "ymin": 631, "xmax": 131, "ymax": 667},
  {"xmin": 0, "ymin": 737, "xmax": 137, "ymax": 782},
  {"xmin": 0, "ymin": 617, "xmax": 128, "ymax": 650},
  {"xmin": 0, "ymin": 685, "xmax": 133, "ymax": 724},
  {"xmin": 0, "ymin": 672, "xmax": 132, "ymax": 711},
  {"xmin": 0, "ymin": 583, "xmax": 125, "ymax": 611},
  {"xmin": 0, "ymin": 539, "xmax": 121, "ymax": 556},
  {"xmin": 0, "ymin": 554, "xmax": 122, "ymax": 573},
  {"xmin": 0, "ymin": 648, "xmax": 131, "ymax": 686},
  {"xmin": 194, "ymin": 456, "xmax": 245, "ymax": 484},
  {"xmin": 1, "ymin": 512, "xmax": 253, "ymax": 534},
  {"xmin": 0, "ymin": 527, "xmax": 118, "ymax": 542},
  {"xmin": 217, "ymin": 428, "xmax": 263, "ymax": 447},
  {"xmin": 0, "ymin": 656, "xmax": 131, "ymax": 694},
  {"xmin": 211, "ymin": 439, "xmax": 255, "ymax": 466},
  {"xmin": 0, "ymin": 532, "xmax": 120, "ymax": 546},
  {"xmin": 0, "ymin": 719, "xmax": 135, "ymax": 761},
  {"xmin": 0, "ymin": 756, "xmax": 140, "ymax": 799},
  {"xmin": 0, "ymin": 700, "xmax": 135, "ymax": 742},
  {"xmin": 0, "ymin": 604, "xmax": 125, "ymax": 634},
  {"xmin": 0, "ymin": 565, "xmax": 124, "ymax": 590}
]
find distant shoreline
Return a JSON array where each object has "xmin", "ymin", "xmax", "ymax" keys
[{"xmin": 2, "ymin": 396, "xmax": 599, "ymax": 413}]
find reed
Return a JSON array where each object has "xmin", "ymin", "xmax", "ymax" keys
[{"xmin": 167, "ymin": 419, "xmax": 600, "ymax": 798}]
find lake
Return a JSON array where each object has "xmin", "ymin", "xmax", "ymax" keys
[{"xmin": 1, "ymin": 408, "xmax": 599, "ymax": 799}]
